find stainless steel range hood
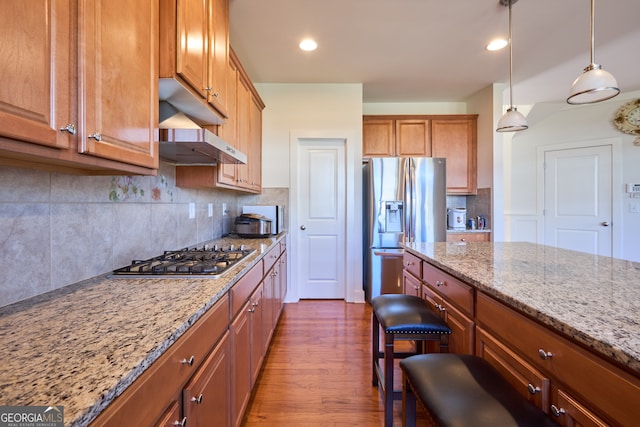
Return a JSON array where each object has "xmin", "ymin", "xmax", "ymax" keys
[{"xmin": 158, "ymin": 101, "xmax": 246, "ymax": 165}]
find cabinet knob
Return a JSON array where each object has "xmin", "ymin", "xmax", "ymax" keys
[
  {"xmin": 538, "ymin": 348, "xmax": 553, "ymax": 360},
  {"xmin": 527, "ymin": 384, "xmax": 541, "ymax": 395},
  {"xmin": 204, "ymin": 86, "xmax": 212, "ymax": 92},
  {"xmin": 59, "ymin": 124, "xmax": 76, "ymax": 135},
  {"xmin": 180, "ymin": 355, "xmax": 195, "ymax": 366},
  {"xmin": 173, "ymin": 417, "xmax": 187, "ymax": 427},
  {"xmin": 213, "ymin": 91, "xmax": 219, "ymax": 98},
  {"xmin": 88, "ymin": 132, "xmax": 102, "ymax": 142},
  {"xmin": 550, "ymin": 405, "xmax": 566, "ymax": 417},
  {"xmin": 435, "ymin": 280, "xmax": 444, "ymax": 287},
  {"xmin": 191, "ymin": 393, "xmax": 203, "ymax": 404}
]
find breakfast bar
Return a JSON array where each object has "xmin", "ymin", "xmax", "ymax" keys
[{"xmin": 402, "ymin": 241, "xmax": 640, "ymax": 426}]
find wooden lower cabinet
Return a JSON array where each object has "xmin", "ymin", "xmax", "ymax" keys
[
  {"xmin": 476, "ymin": 326, "xmax": 550, "ymax": 411},
  {"xmin": 477, "ymin": 292, "xmax": 640, "ymax": 426},
  {"xmin": 422, "ymin": 284, "xmax": 474, "ymax": 355},
  {"xmin": 231, "ymin": 299, "xmax": 253, "ymax": 427},
  {"xmin": 154, "ymin": 402, "xmax": 182, "ymax": 427},
  {"xmin": 403, "ymin": 270, "xmax": 421, "ymax": 297},
  {"xmin": 183, "ymin": 332, "xmax": 231, "ymax": 427}
]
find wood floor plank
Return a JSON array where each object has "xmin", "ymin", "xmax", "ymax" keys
[{"xmin": 242, "ymin": 300, "xmax": 429, "ymax": 427}]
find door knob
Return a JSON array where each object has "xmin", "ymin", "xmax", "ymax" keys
[
  {"xmin": 601, "ymin": 221, "xmax": 610, "ymax": 226},
  {"xmin": 300, "ymin": 225, "xmax": 306, "ymax": 230}
]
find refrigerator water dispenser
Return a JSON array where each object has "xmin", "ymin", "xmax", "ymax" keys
[{"xmin": 380, "ymin": 201, "xmax": 403, "ymax": 233}]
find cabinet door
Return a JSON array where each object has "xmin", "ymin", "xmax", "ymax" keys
[
  {"xmin": 476, "ymin": 327, "xmax": 549, "ymax": 411},
  {"xmin": 550, "ymin": 387, "xmax": 609, "ymax": 427},
  {"xmin": 403, "ymin": 270, "xmax": 421, "ymax": 297},
  {"xmin": 248, "ymin": 95, "xmax": 263, "ymax": 192},
  {"xmin": 183, "ymin": 332, "xmax": 231, "ymax": 427},
  {"xmin": 249, "ymin": 284, "xmax": 264, "ymax": 386},
  {"xmin": 0, "ymin": 0, "xmax": 74, "ymax": 150},
  {"xmin": 363, "ymin": 119, "xmax": 395, "ymax": 157},
  {"xmin": 176, "ymin": 0, "xmax": 208, "ymax": 99},
  {"xmin": 231, "ymin": 302, "xmax": 251, "ymax": 427},
  {"xmin": 422, "ymin": 285, "xmax": 474, "ymax": 355},
  {"xmin": 396, "ymin": 119, "xmax": 431, "ymax": 157},
  {"xmin": 235, "ymin": 75, "xmax": 252, "ymax": 189},
  {"xmin": 208, "ymin": 0, "xmax": 228, "ymax": 116},
  {"xmin": 217, "ymin": 58, "xmax": 239, "ymax": 187},
  {"xmin": 78, "ymin": 0, "xmax": 158, "ymax": 169},
  {"xmin": 431, "ymin": 118, "xmax": 477, "ymax": 195},
  {"xmin": 154, "ymin": 401, "xmax": 183, "ymax": 427}
]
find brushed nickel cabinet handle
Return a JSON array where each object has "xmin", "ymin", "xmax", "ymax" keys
[
  {"xmin": 191, "ymin": 393, "xmax": 203, "ymax": 404},
  {"xmin": 550, "ymin": 405, "xmax": 566, "ymax": 417},
  {"xmin": 173, "ymin": 417, "xmax": 187, "ymax": 427},
  {"xmin": 180, "ymin": 355, "xmax": 195, "ymax": 366},
  {"xmin": 88, "ymin": 132, "xmax": 102, "ymax": 142},
  {"xmin": 527, "ymin": 384, "xmax": 541, "ymax": 395},
  {"xmin": 538, "ymin": 349, "xmax": 553, "ymax": 360},
  {"xmin": 59, "ymin": 124, "xmax": 76, "ymax": 135}
]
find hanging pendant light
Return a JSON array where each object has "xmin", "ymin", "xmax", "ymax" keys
[
  {"xmin": 567, "ymin": 0, "xmax": 619, "ymax": 104},
  {"xmin": 497, "ymin": 0, "xmax": 528, "ymax": 133}
]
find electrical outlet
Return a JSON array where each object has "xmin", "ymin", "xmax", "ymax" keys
[
  {"xmin": 208, "ymin": 203, "xmax": 213, "ymax": 217},
  {"xmin": 222, "ymin": 203, "xmax": 228, "ymax": 217},
  {"xmin": 189, "ymin": 202, "xmax": 196, "ymax": 219},
  {"xmin": 630, "ymin": 201, "xmax": 640, "ymax": 214}
]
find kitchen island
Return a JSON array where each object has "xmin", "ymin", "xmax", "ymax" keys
[
  {"xmin": 402, "ymin": 241, "xmax": 640, "ymax": 425},
  {"xmin": 0, "ymin": 234, "xmax": 286, "ymax": 426}
]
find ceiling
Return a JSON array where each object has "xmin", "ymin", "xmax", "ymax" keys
[{"xmin": 228, "ymin": 0, "xmax": 640, "ymax": 105}]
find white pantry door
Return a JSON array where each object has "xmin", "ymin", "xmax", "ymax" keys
[
  {"xmin": 295, "ymin": 138, "xmax": 346, "ymax": 299},
  {"xmin": 543, "ymin": 145, "xmax": 612, "ymax": 256}
]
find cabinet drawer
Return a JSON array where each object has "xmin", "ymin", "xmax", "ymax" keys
[
  {"xmin": 422, "ymin": 262, "xmax": 473, "ymax": 315},
  {"xmin": 263, "ymin": 243, "xmax": 280, "ymax": 273},
  {"xmin": 231, "ymin": 260, "xmax": 263, "ymax": 318},
  {"xmin": 403, "ymin": 270, "xmax": 421, "ymax": 297},
  {"xmin": 477, "ymin": 292, "xmax": 640, "ymax": 426},
  {"xmin": 403, "ymin": 251, "xmax": 421, "ymax": 279},
  {"xmin": 92, "ymin": 293, "xmax": 230, "ymax": 426},
  {"xmin": 446, "ymin": 232, "xmax": 490, "ymax": 242},
  {"xmin": 476, "ymin": 326, "xmax": 549, "ymax": 411}
]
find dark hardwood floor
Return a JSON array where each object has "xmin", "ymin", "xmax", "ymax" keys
[{"xmin": 242, "ymin": 300, "xmax": 429, "ymax": 427}]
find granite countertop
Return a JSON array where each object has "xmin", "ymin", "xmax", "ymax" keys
[
  {"xmin": 403, "ymin": 241, "xmax": 640, "ymax": 375},
  {"xmin": 0, "ymin": 234, "xmax": 285, "ymax": 427}
]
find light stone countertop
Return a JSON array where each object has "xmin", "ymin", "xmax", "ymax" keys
[
  {"xmin": 403, "ymin": 241, "xmax": 640, "ymax": 375},
  {"xmin": 0, "ymin": 234, "xmax": 285, "ymax": 427}
]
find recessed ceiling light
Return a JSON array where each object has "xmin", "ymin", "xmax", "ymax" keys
[
  {"xmin": 486, "ymin": 39, "xmax": 508, "ymax": 51},
  {"xmin": 299, "ymin": 39, "xmax": 317, "ymax": 51}
]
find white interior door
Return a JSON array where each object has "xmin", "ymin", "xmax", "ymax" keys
[
  {"xmin": 295, "ymin": 138, "xmax": 346, "ymax": 299},
  {"xmin": 543, "ymin": 145, "xmax": 612, "ymax": 256}
]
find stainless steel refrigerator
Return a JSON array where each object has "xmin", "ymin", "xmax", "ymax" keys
[{"xmin": 363, "ymin": 157, "xmax": 447, "ymax": 301}]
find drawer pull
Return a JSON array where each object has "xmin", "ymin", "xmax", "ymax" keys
[
  {"xmin": 435, "ymin": 280, "xmax": 444, "ymax": 287},
  {"xmin": 550, "ymin": 405, "xmax": 566, "ymax": 417},
  {"xmin": 173, "ymin": 416, "xmax": 187, "ymax": 426},
  {"xmin": 88, "ymin": 132, "xmax": 102, "ymax": 142},
  {"xmin": 527, "ymin": 384, "xmax": 541, "ymax": 395},
  {"xmin": 180, "ymin": 355, "xmax": 195, "ymax": 366},
  {"xmin": 191, "ymin": 393, "xmax": 203, "ymax": 404},
  {"xmin": 538, "ymin": 349, "xmax": 553, "ymax": 360},
  {"xmin": 59, "ymin": 123, "xmax": 76, "ymax": 135}
]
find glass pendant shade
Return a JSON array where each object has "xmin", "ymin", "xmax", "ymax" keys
[
  {"xmin": 567, "ymin": 0, "xmax": 620, "ymax": 105},
  {"xmin": 496, "ymin": 107, "xmax": 528, "ymax": 132},
  {"xmin": 567, "ymin": 64, "xmax": 620, "ymax": 104}
]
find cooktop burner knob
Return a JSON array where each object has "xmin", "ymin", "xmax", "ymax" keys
[{"xmin": 229, "ymin": 244, "xmax": 235, "ymax": 251}]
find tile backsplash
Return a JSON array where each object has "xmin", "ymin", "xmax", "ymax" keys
[{"xmin": 0, "ymin": 162, "xmax": 287, "ymax": 308}]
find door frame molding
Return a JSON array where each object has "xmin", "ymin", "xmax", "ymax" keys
[
  {"xmin": 536, "ymin": 137, "xmax": 623, "ymax": 258},
  {"xmin": 288, "ymin": 130, "xmax": 365, "ymax": 303}
]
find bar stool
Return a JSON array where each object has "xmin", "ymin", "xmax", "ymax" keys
[
  {"xmin": 400, "ymin": 354, "xmax": 561, "ymax": 427},
  {"xmin": 372, "ymin": 294, "xmax": 452, "ymax": 427}
]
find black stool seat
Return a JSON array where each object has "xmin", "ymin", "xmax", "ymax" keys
[
  {"xmin": 372, "ymin": 294, "xmax": 452, "ymax": 335},
  {"xmin": 372, "ymin": 294, "xmax": 452, "ymax": 427},
  {"xmin": 400, "ymin": 354, "xmax": 560, "ymax": 427}
]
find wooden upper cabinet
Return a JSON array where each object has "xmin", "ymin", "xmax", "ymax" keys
[
  {"xmin": 78, "ymin": 0, "xmax": 159, "ymax": 170},
  {"xmin": 396, "ymin": 119, "xmax": 431, "ymax": 157},
  {"xmin": 160, "ymin": 0, "xmax": 229, "ymax": 121},
  {"xmin": 0, "ymin": 0, "xmax": 158, "ymax": 175},
  {"xmin": 431, "ymin": 117, "xmax": 477, "ymax": 195},
  {"xmin": 363, "ymin": 115, "xmax": 478, "ymax": 195},
  {"xmin": 362, "ymin": 118, "xmax": 430, "ymax": 157},
  {"xmin": 0, "ymin": 0, "xmax": 73, "ymax": 151},
  {"xmin": 362, "ymin": 119, "xmax": 394, "ymax": 156}
]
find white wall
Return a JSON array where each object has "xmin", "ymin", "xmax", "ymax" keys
[
  {"xmin": 505, "ymin": 90, "xmax": 640, "ymax": 262},
  {"xmin": 253, "ymin": 83, "xmax": 365, "ymax": 302}
]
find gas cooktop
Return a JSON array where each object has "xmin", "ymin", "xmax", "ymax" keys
[{"xmin": 111, "ymin": 244, "xmax": 255, "ymax": 278}]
